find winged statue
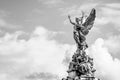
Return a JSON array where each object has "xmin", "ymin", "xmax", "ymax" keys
[{"xmin": 68, "ymin": 8, "xmax": 96, "ymax": 50}]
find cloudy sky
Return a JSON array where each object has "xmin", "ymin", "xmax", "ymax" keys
[{"xmin": 0, "ymin": 0, "xmax": 120, "ymax": 80}]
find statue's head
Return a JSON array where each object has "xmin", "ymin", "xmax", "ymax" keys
[{"xmin": 75, "ymin": 17, "xmax": 79, "ymax": 24}]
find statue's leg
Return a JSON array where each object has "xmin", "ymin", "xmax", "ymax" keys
[
  {"xmin": 84, "ymin": 41, "xmax": 88, "ymax": 49},
  {"xmin": 77, "ymin": 31, "xmax": 88, "ymax": 50},
  {"xmin": 78, "ymin": 31, "xmax": 86, "ymax": 43},
  {"xmin": 73, "ymin": 31, "xmax": 80, "ymax": 47},
  {"xmin": 68, "ymin": 62, "xmax": 76, "ymax": 72},
  {"xmin": 82, "ymin": 41, "xmax": 88, "ymax": 50}
]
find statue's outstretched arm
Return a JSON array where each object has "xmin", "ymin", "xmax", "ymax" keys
[{"xmin": 68, "ymin": 15, "xmax": 75, "ymax": 25}]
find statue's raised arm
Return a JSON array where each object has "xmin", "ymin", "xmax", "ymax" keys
[{"xmin": 68, "ymin": 15, "xmax": 76, "ymax": 25}]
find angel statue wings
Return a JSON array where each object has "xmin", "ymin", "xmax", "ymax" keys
[{"xmin": 68, "ymin": 8, "xmax": 96, "ymax": 50}]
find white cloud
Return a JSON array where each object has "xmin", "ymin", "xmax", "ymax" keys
[
  {"xmin": 0, "ymin": 14, "xmax": 120, "ymax": 80},
  {"xmin": 0, "ymin": 26, "xmax": 74, "ymax": 80},
  {"xmin": 60, "ymin": 3, "xmax": 98, "ymax": 16},
  {"xmin": 38, "ymin": 0, "xmax": 64, "ymax": 7},
  {"xmin": 1, "ymin": 30, "xmax": 120, "ymax": 80},
  {"xmin": 101, "ymin": 7, "xmax": 120, "ymax": 16},
  {"xmin": 0, "ymin": 10, "xmax": 18, "ymax": 29},
  {"xmin": 95, "ymin": 17, "xmax": 109, "ymax": 25},
  {"xmin": 44, "ymin": 0, "xmax": 63, "ymax": 5},
  {"xmin": 106, "ymin": 3, "xmax": 120, "ymax": 9},
  {"xmin": 0, "ymin": 10, "xmax": 10, "ymax": 18},
  {"xmin": 0, "ymin": 19, "xmax": 7, "ymax": 27},
  {"xmin": 104, "ymin": 35, "xmax": 120, "ymax": 56},
  {"xmin": 88, "ymin": 38, "xmax": 120, "ymax": 80},
  {"xmin": 0, "ymin": 18, "xmax": 22, "ymax": 30},
  {"xmin": 95, "ymin": 3, "xmax": 120, "ymax": 31}
]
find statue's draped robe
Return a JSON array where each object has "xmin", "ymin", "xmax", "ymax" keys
[{"xmin": 74, "ymin": 8, "xmax": 96, "ymax": 49}]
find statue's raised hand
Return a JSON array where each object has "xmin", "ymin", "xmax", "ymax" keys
[{"xmin": 68, "ymin": 15, "xmax": 71, "ymax": 19}]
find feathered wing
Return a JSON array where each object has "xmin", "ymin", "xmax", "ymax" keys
[{"xmin": 82, "ymin": 8, "xmax": 96, "ymax": 30}]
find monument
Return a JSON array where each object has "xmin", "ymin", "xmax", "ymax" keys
[{"xmin": 62, "ymin": 8, "xmax": 100, "ymax": 80}]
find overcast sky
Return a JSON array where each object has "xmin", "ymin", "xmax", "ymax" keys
[{"xmin": 0, "ymin": 0, "xmax": 120, "ymax": 80}]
